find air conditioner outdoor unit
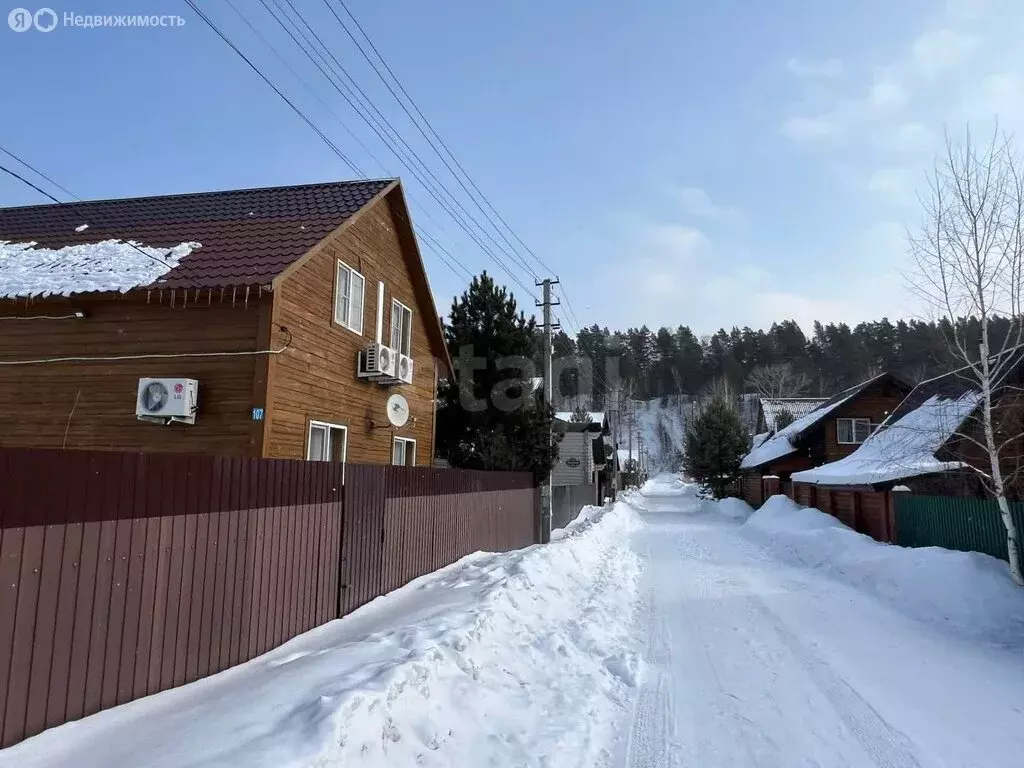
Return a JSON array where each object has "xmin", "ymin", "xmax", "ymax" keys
[
  {"xmin": 397, "ymin": 354, "xmax": 414, "ymax": 384},
  {"xmin": 357, "ymin": 342, "xmax": 399, "ymax": 380},
  {"xmin": 136, "ymin": 377, "xmax": 198, "ymax": 424}
]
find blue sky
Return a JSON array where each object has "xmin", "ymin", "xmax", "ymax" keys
[{"xmin": 3, "ymin": 0, "xmax": 1022, "ymax": 334}]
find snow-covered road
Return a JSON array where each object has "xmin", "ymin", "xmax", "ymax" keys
[
  {"xmin": 6, "ymin": 477, "xmax": 1024, "ymax": 767},
  {"xmin": 625, "ymin": 478, "xmax": 1024, "ymax": 768}
]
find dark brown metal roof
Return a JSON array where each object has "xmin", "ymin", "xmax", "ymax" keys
[{"xmin": 0, "ymin": 179, "xmax": 394, "ymax": 291}]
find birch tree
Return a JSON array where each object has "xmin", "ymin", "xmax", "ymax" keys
[
  {"xmin": 909, "ymin": 127, "xmax": 1024, "ymax": 585},
  {"xmin": 745, "ymin": 363, "xmax": 811, "ymax": 399}
]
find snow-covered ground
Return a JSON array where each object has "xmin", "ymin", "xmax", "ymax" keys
[
  {"xmin": 1, "ymin": 501, "xmax": 643, "ymax": 768},
  {"xmin": 628, "ymin": 480, "xmax": 1024, "ymax": 767},
  {"xmin": 7, "ymin": 478, "xmax": 1024, "ymax": 767}
]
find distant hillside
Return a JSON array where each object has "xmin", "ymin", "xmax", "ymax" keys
[{"xmin": 616, "ymin": 396, "xmax": 692, "ymax": 473}]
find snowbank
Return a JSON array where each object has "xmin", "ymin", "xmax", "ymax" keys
[
  {"xmin": 2, "ymin": 503, "xmax": 644, "ymax": 768},
  {"xmin": 0, "ymin": 239, "xmax": 200, "ymax": 297},
  {"xmin": 707, "ymin": 496, "xmax": 754, "ymax": 521},
  {"xmin": 742, "ymin": 495, "xmax": 1024, "ymax": 644}
]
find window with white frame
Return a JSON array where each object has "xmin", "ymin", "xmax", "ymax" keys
[
  {"xmin": 333, "ymin": 260, "xmax": 365, "ymax": 334},
  {"xmin": 307, "ymin": 420, "xmax": 348, "ymax": 463},
  {"xmin": 390, "ymin": 299, "xmax": 413, "ymax": 356},
  {"xmin": 836, "ymin": 417, "xmax": 872, "ymax": 444},
  {"xmin": 392, "ymin": 436, "xmax": 416, "ymax": 466}
]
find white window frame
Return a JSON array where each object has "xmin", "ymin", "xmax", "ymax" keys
[
  {"xmin": 390, "ymin": 298, "xmax": 413, "ymax": 356},
  {"xmin": 333, "ymin": 260, "xmax": 365, "ymax": 335},
  {"xmin": 392, "ymin": 436, "xmax": 417, "ymax": 466},
  {"xmin": 306, "ymin": 420, "xmax": 348, "ymax": 464},
  {"xmin": 836, "ymin": 417, "xmax": 872, "ymax": 445}
]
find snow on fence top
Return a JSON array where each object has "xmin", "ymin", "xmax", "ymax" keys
[
  {"xmin": 791, "ymin": 392, "xmax": 982, "ymax": 485},
  {"xmin": 0, "ymin": 239, "xmax": 201, "ymax": 298}
]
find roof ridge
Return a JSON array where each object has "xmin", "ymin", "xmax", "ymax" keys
[{"xmin": 0, "ymin": 177, "xmax": 397, "ymax": 212}]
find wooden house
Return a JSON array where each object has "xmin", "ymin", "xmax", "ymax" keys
[
  {"xmin": 0, "ymin": 179, "xmax": 452, "ymax": 466},
  {"xmin": 792, "ymin": 350, "xmax": 1024, "ymax": 500},
  {"xmin": 739, "ymin": 372, "xmax": 913, "ymax": 506}
]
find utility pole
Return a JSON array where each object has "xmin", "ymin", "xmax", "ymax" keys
[{"xmin": 537, "ymin": 278, "xmax": 559, "ymax": 544}]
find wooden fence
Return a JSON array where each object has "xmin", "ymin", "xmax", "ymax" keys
[{"xmin": 0, "ymin": 448, "xmax": 536, "ymax": 747}]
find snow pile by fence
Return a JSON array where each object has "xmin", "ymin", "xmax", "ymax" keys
[
  {"xmin": 2, "ymin": 501, "xmax": 644, "ymax": 768},
  {"xmin": 741, "ymin": 495, "xmax": 1024, "ymax": 644},
  {"xmin": 707, "ymin": 496, "xmax": 755, "ymax": 521}
]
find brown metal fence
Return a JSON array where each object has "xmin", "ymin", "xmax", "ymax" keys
[{"xmin": 0, "ymin": 448, "xmax": 536, "ymax": 747}]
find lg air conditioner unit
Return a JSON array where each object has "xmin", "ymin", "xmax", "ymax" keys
[
  {"xmin": 136, "ymin": 377, "xmax": 198, "ymax": 424},
  {"xmin": 396, "ymin": 354, "xmax": 414, "ymax": 385},
  {"xmin": 357, "ymin": 342, "xmax": 399, "ymax": 380}
]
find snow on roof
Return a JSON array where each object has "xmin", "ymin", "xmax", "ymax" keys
[
  {"xmin": 741, "ymin": 381, "xmax": 875, "ymax": 470},
  {"xmin": 792, "ymin": 392, "xmax": 982, "ymax": 486},
  {"xmin": 760, "ymin": 397, "xmax": 828, "ymax": 432},
  {"xmin": 0, "ymin": 238, "xmax": 200, "ymax": 298},
  {"xmin": 555, "ymin": 411, "xmax": 606, "ymax": 425},
  {"xmin": 751, "ymin": 432, "xmax": 770, "ymax": 450}
]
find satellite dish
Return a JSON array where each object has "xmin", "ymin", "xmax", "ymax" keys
[{"xmin": 386, "ymin": 393, "xmax": 410, "ymax": 427}]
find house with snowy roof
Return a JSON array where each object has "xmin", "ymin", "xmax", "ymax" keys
[
  {"xmin": 739, "ymin": 372, "xmax": 913, "ymax": 507},
  {"xmin": 756, "ymin": 396, "xmax": 828, "ymax": 433},
  {"xmin": 792, "ymin": 351, "xmax": 1024, "ymax": 499},
  {"xmin": 0, "ymin": 179, "xmax": 452, "ymax": 466}
]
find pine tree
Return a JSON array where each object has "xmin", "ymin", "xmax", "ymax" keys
[
  {"xmin": 569, "ymin": 404, "xmax": 591, "ymax": 423},
  {"xmin": 435, "ymin": 272, "xmax": 559, "ymax": 482},
  {"xmin": 683, "ymin": 393, "xmax": 750, "ymax": 499}
]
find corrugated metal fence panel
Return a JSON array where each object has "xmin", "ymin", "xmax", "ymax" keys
[
  {"xmin": 0, "ymin": 447, "xmax": 341, "ymax": 748},
  {"xmin": 894, "ymin": 494, "xmax": 1024, "ymax": 564}
]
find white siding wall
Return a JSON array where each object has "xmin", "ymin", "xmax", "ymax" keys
[{"xmin": 552, "ymin": 432, "xmax": 596, "ymax": 486}]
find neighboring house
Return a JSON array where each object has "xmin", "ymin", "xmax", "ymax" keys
[
  {"xmin": 756, "ymin": 396, "xmax": 828, "ymax": 434},
  {"xmin": 792, "ymin": 352, "xmax": 1024, "ymax": 499},
  {"xmin": 0, "ymin": 179, "xmax": 452, "ymax": 466},
  {"xmin": 739, "ymin": 372, "xmax": 913, "ymax": 506},
  {"xmin": 551, "ymin": 411, "xmax": 610, "ymax": 525}
]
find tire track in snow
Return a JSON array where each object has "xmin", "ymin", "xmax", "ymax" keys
[
  {"xmin": 746, "ymin": 596, "xmax": 922, "ymax": 768},
  {"xmin": 626, "ymin": 545, "xmax": 675, "ymax": 768}
]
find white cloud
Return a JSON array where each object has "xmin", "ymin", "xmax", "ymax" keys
[
  {"xmin": 636, "ymin": 223, "xmax": 710, "ymax": 263},
  {"xmin": 670, "ymin": 186, "xmax": 740, "ymax": 222},
  {"xmin": 786, "ymin": 57, "xmax": 845, "ymax": 79},
  {"xmin": 781, "ymin": 114, "xmax": 837, "ymax": 141},
  {"xmin": 870, "ymin": 79, "xmax": 908, "ymax": 111},
  {"xmin": 962, "ymin": 72, "xmax": 1024, "ymax": 124},
  {"xmin": 911, "ymin": 28, "xmax": 978, "ymax": 76},
  {"xmin": 877, "ymin": 121, "xmax": 937, "ymax": 153},
  {"xmin": 867, "ymin": 168, "xmax": 918, "ymax": 204}
]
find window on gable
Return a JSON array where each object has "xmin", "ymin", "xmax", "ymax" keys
[
  {"xmin": 334, "ymin": 260, "xmax": 365, "ymax": 334},
  {"xmin": 837, "ymin": 417, "xmax": 872, "ymax": 444},
  {"xmin": 390, "ymin": 299, "xmax": 413, "ymax": 355}
]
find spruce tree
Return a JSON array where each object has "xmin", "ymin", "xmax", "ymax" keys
[
  {"xmin": 435, "ymin": 272, "xmax": 559, "ymax": 482},
  {"xmin": 683, "ymin": 393, "xmax": 750, "ymax": 499}
]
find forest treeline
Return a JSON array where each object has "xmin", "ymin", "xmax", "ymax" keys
[{"xmin": 551, "ymin": 315, "xmax": 1017, "ymax": 408}]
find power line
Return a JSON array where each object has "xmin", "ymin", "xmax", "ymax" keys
[
  {"xmin": 264, "ymin": 0, "xmax": 540, "ymax": 295},
  {"xmin": 0, "ymin": 154, "xmax": 174, "ymax": 269},
  {"xmin": 182, "ymin": 0, "xmax": 364, "ymax": 177},
  {"xmin": 322, "ymin": 0, "xmax": 546, "ymax": 279},
  {"xmin": 0, "ymin": 146, "xmax": 80, "ymax": 201},
  {"xmin": 248, "ymin": 0, "xmax": 537, "ymax": 297},
  {"xmin": 183, "ymin": 0, "xmax": 483, "ymax": 286},
  {"xmin": 322, "ymin": 0, "xmax": 596, "ymax": 332},
  {"xmin": 0, "ymin": 162, "xmax": 62, "ymax": 205}
]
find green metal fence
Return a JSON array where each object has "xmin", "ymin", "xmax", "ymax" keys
[{"xmin": 894, "ymin": 494, "xmax": 1024, "ymax": 563}]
